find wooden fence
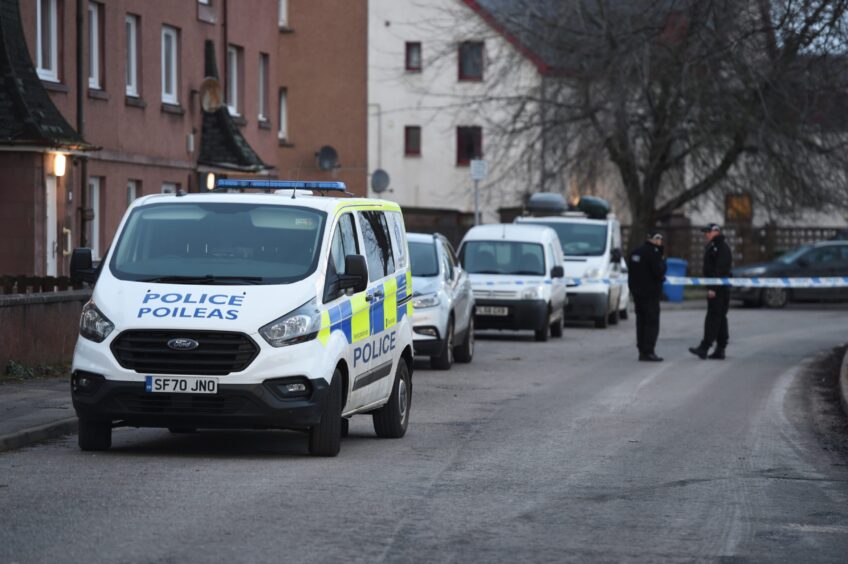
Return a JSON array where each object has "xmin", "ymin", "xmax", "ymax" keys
[{"xmin": 0, "ymin": 276, "xmax": 83, "ymax": 295}]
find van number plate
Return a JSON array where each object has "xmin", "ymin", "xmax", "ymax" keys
[
  {"xmin": 476, "ymin": 306, "xmax": 508, "ymax": 316},
  {"xmin": 145, "ymin": 376, "xmax": 218, "ymax": 394}
]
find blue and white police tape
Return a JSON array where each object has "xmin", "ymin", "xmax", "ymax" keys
[
  {"xmin": 473, "ymin": 276, "xmax": 848, "ymax": 288},
  {"xmin": 664, "ymin": 276, "xmax": 848, "ymax": 288}
]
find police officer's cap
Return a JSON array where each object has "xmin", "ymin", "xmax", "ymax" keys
[
  {"xmin": 700, "ymin": 223, "xmax": 721, "ymax": 233},
  {"xmin": 647, "ymin": 231, "xmax": 664, "ymax": 240}
]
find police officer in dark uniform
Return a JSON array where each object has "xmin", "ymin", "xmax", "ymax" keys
[
  {"xmin": 628, "ymin": 232, "xmax": 667, "ymax": 361},
  {"xmin": 689, "ymin": 223, "xmax": 733, "ymax": 359}
]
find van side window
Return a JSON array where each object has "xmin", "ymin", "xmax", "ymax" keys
[
  {"xmin": 386, "ymin": 212, "xmax": 408, "ymax": 269},
  {"xmin": 440, "ymin": 241, "xmax": 455, "ymax": 281},
  {"xmin": 359, "ymin": 210, "xmax": 395, "ymax": 281},
  {"xmin": 323, "ymin": 213, "xmax": 359, "ymax": 302}
]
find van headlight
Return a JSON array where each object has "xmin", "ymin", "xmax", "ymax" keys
[
  {"xmin": 259, "ymin": 300, "xmax": 322, "ymax": 347},
  {"xmin": 79, "ymin": 301, "xmax": 114, "ymax": 343},
  {"xmin": 585, "ymin": 268, "xmax": 603, "ymax": 280},
  {"xmin": 521, "ymin": 285, "xmax": 545, "ymax": 300},
  {"xmin": 413, "ymin": 293, "xmax": 440, "ymax": 309},
  {"xmin": 741, "ymin": 266, "xmax": 767, "ymax": 276}
]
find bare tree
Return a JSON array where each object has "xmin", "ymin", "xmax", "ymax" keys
[{"xmin": 438, "ymin": 0, "xmax": 848, "ymax": 242}]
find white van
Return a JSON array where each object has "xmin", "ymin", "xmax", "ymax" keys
[
  {"xmin": 69, "ymin": 180, "xmax": 414, "ymax": 457},
  {"xmin": 517, "ymin": 197, "xmax": 625, "ymax": 329},
  {"xmin": 458, "ymin": 224, "xmax": 567, "ymax": 341}
]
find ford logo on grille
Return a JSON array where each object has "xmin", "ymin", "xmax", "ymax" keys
[{"xmin": 167, "ymin": 338, "xmax": 199, "ymax": 351}]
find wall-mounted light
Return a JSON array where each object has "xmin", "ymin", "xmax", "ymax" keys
[
  {"xmin": 206, "ymin": 172, "xmax": 216, "ymax": 190},
  {"xmin": 53, "ymin": 153, "xmax": 67, "ymax": 177}
]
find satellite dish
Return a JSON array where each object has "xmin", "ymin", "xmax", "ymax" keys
[
  {"xmin": 200, "ymin": 77, "xmax": 224, "ymax": 113},
  {"xmin": 371, "ymin": 169, "xmax": 390, "ymax": 193},
  {"xmin": 316, "ymin": 146, "xmax": 339, "ymax": 171}
]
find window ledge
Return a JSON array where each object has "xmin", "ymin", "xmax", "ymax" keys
[
  {"xmin": 87, "ymin": 89, "xmax": 109, "ymax": 101},
  {"xmin": 458, "ymin": 77, "xmax": 484, "ymax": 82},
  {"xmin": 258, "ymin": 119, "xmax": 272, "ymax": 130},
  {"xmin": 125, "ymin": 96, "xmax": 146, "ymax": 109},
  {"xmin": 231, "ymin": 115, "xmax": 248, "ymax": 126},
  {"xmin": 278, "ymin": 139, "xmax": 295, "ymax": 148},
  {"xmin": 405, "ymin": 68, "xmax": 422, "ymax": 73},
  {"xmin": 404, "ymin": 153, "xmax": 422, "ymax": 158},
  {"xmin": 41, "ymin": 80, "xmax": 69, "ymax": 93},
  {"xmin": 279, "ymin": 25, "xmax": 294, "ymax": 34},
  {"xmin": 161, "ymin": 103, "xmax": 185, "ymax": 116}
]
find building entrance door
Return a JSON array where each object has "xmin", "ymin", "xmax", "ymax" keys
[{"xmin": 45, "ymin": 175, "xmax": 57, "ymax": 276}]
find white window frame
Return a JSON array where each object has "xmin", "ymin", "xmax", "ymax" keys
[
  {"xmin": 161, "ymin": 182, "xmax": 177, "ymax": 194},
  {"xmin": 278, "ymin": 0, "xmax": 288, "ymax": 27},
  {"xmin": 161, "ymin": 26, "xmax": 179, "ymax": 104},
  {"xmin": 127, "ymin": 179, "xmax": 139, "ymax": 207},
  {"xmin": 226, "ymin": 46, "xmax": 240, "ymax": 116},
  {"xmin": 258, "ymin": 53, "xmax": 268, "ymax": 122},
  {"xmin": 125, "ymin": 14, "xmax": 139, "ymax": 96},
  {"xmin": 37, "ymin": 0, "xmax": 59, "ymax": 82},
  {"xmin": 88, "ymin": 177, "xmax": 102, "ymax": 260},
  {"xmin": 278, "ymin": 88, "xmax": 288, "ymax": 140},
  {"xmin": 198, "ymin": 0, "xmax": 211, "ymax": 4},
  {"xmin": 88, "ymin": 2, "xmax": 101, "ymax": 89}
]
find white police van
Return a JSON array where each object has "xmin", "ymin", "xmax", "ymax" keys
[
  {"xmin": 517, "ymin": 194, "xmax": 625, "ymax": 328},
  {"xmin": 459, "ymin": 224, "xmax": 567, "ymax": 341},
  {"xmin": 69, "ymin": 180, "xmax": 414, "ymax": 457}
]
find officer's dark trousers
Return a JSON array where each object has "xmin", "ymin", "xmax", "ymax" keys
[
  {"xmin": 701, "ymin": 287, "xmax": 730, "ymax": 350},
  {"xmin": 634, "ymin": 296, "xmax": 660, "ymax": 355}
]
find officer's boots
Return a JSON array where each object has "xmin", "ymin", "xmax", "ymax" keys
[{"xmin": 708, "ymin": 348, "xmax": 725, "ymax": 360}]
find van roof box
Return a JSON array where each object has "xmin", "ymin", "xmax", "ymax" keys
[
  {"xmin": 525, "ymin": 193, "xmax": 567, "ymax": 216},
  {"xmin": 525, "ymin": 192, "xmax": 611, "ymax": 220}
]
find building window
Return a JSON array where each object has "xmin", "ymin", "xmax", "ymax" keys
[
  {"xmin": 456, "ymin": 126, "xmax": 482, "ymax": 165},
  {"xmin": 278, "ymin": 88, "xmax": 288, "ymax": 140},
  {"xmin": 458, "ymin": 41, "xmax": 484, "ymax": 80},
  {"xmin": 125, "ymin": 15, "xmax": 139, "ymax": 96},
  {"xmin": 198, "ymin": 0, "xmax": 211, "ymax": 4},
  {"xmin": 278, "ymin": 0, "xmax": 288, "ymax": 27},
  {"xmin": 127, "ymin": 179, "xmax": 139, "ymax": 207},
  {"xmin": 258, "ymin": 53, "xmax": 269, "ymax": 122},
  {"xmin": 405, "ymin": 126, "xmax": 421, "ymax": 156},
  {"xmin": 726, "ymin": 193, "xmax": 753, "ymax": 223},
  {"xmin": 88, "ymin": 2, "xmax": 103, "ymax": 89},
  {"xmin": 226, "ymin": 45, "xmax": 242, "ymax": 116},
  {"xmin": 405, "ymin": 42, "xmax": 422, "ymax": 72},
  {"xmin": 161, "ymin": 182, "xmax": 178, "ymax": 194},
  {"xmin": 161, "ymin": 26, "xmax": 179, "ymax": 104},
  {"xmin": 37, "ymin": 0, "xmax": 59, "ymax": 82},
  {"xmin": 88, "ymin": 177, "xmax": 102, "ymax": 260}
]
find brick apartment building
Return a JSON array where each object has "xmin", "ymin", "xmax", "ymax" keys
[{"xmin": 0, "ymin": 0, "xmax": 367, "ymax": 278}]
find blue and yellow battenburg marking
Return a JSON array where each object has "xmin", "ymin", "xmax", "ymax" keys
[{"xmin": 317, "ymin": 271, "xmax": 413, "ymax": 346}]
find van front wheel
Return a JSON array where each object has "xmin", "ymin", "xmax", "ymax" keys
[
  {"xmin": 373, "ymin": 361, "xmax": 411, "ymax": 438},
  {"xmin": 78, "ymin": 419, "xmax": 111, "ymax": 451},
  {"xmin": 308, "ymin": 370, "xmax": 342, "ymax": 457}
]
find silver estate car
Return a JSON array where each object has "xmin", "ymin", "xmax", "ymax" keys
[{"xmin": 408, "ymin": 233, "xmax": 475, "ymax": 370}]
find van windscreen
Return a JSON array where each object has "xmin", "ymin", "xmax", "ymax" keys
[
  {"xmin": 537, "ymin": 222, "xmax": 608, "ymax": 257},
  {"xmin": 461, "ymin": 241, "xmax": 545, "ymax": 275},
  {"xmin": 109, "ymin": 202, "xmax": 326, "ymax": 284}
]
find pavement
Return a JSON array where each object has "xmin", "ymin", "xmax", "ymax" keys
[{"xmin": 0, "ymin": 300, "xmax": 845, "ymax": 456}]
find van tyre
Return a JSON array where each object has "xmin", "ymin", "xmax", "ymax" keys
[
  {"xmin": 594, "ymin": 309, "xmax": 609, "ymax": 329},
  {"xmin": 431, "ymin": 319, "xmax": 454, "ymax": 370},
  {"xmin": 550, "ymin": 311, "xmax": 564, "ymax": 338},
  {"xmin": 308, "ymin": 369, "xmax": 342, "ymax": 457},
  {"xmin": 168, "ymin": 427, "xmax": 197, "ymax": 434},
  {"xmin": 535, "ymin": 313, "xmax": 551, "ymax": 342},
  {"xmin": 454, "ymin": 317, "xmax": 474, "ymax": 363},
  {"xmin": 78, "ymin": 419, "xmax": 112, "ymax": 451},
  {"xmin": 373, "ymin": 360, "xmax": 411, "ymax": 438},
  {"xmin": 619, "ymin": 306, "xmax": 629, "ymax": 320},
  {"xmin": 608, "ymin": 305, "xmax": 620, "ymax": 325}
]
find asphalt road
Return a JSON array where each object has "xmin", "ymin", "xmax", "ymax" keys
[{"xmin": 2, "ymin": 306, "xmax": 848, "ymax": 563}]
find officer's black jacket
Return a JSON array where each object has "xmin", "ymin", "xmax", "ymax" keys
[
  {"xmin": 702, "ymin": 234, "xmax": 733, "ymax": 290},
  {"xmin": 628, "ymin": 241, "xmax": 667, "ymax": 299}
]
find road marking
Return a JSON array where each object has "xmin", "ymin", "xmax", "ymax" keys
[{"xmin": 783, "ymin": 523, "xmax": 848, "ymax": 534}]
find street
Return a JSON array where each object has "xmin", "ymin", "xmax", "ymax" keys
[{"xmin": 2, "ymin": 306, "xmax": 848, "ymax": 563}]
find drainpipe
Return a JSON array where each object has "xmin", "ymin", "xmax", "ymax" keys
[{"xmin": 76, "ymin": 0, "xmax": 87, "ymax": 247}]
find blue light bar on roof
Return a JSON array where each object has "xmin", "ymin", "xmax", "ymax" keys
[{"xmin": 215, "ymin": 179, "xmax": 347, "ymax": 191}]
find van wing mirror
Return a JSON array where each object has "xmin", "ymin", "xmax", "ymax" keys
[
  {"xmin": 611, "ymin": 248, "xmax": 622, "ymax": 263},
  {"xmin": 340, "ymin": 255, "xmax": 368, "ymax": 293},
  {"xmin": 551, "ymin": 265, "xmax": 565, "ymax": 278},
  {"xmin": 70, "ymin": 248, "xmax": 98, "ymax": 284}
]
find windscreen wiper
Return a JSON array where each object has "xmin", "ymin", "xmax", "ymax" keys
[{"xmin": 139, "ymin": 275, "xmax": 265, "ymax": 285}]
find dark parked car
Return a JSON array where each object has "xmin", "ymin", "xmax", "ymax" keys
[{"xmin": 732, "ymin": 241, "xmax": 848, "ymax": 308}]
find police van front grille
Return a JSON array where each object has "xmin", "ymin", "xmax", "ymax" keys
[
  {"xmin": 113, "ymin": 393, "xmax": 247, "ymax": 415},
  {"xmin": 474, "ymin": 289, "xmax": 518, "ymax": 300},
  {"xmin": 111, "ymin": 330, "xmax": 259, "ymax": 375}
]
